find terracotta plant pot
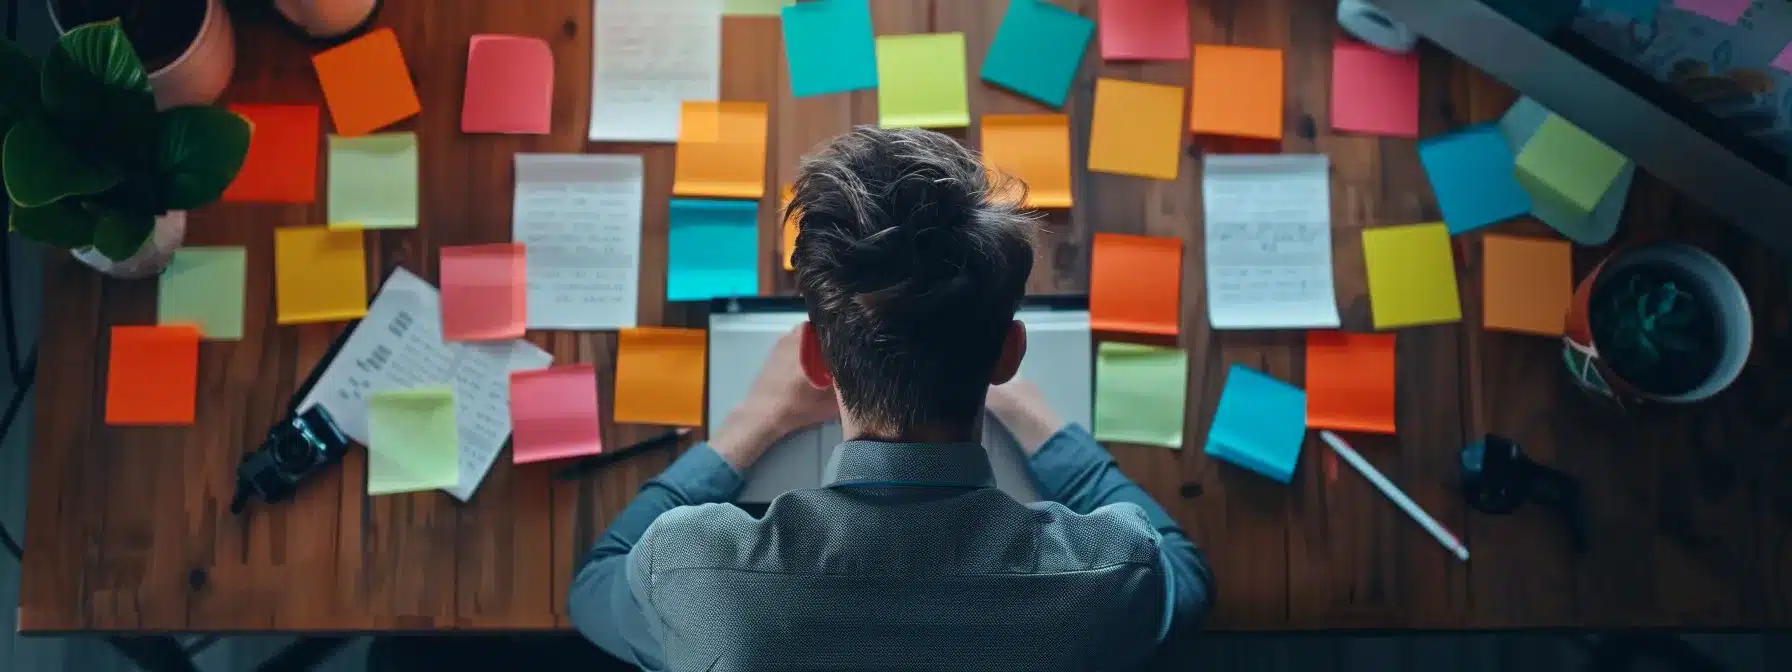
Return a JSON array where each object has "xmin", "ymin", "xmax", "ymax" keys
[
  {"xmin": 49, "ymin": 0, "xmax": 236, "ymax": 109},
  {"xmin": 274, "ymin": 0, "xmax": 382, "ymax": 42},
  {"xmin": 70, "ymin": 211, "xmax": 187, "ymax": 279}
]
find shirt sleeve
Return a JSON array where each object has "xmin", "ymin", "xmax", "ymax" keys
[
  {"xmin": 568, "ymin": 443, "xmax": 745, "ymax": 668},
  {"xmin": 1027, "ymin": 423, "xmax": 1214, "ymax": 640}
]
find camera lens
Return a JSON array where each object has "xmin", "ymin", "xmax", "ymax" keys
[{"xmin": 273, "ymin": 436, "xmax": 320, "ymax": 472}]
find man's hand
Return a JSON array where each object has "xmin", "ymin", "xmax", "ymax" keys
[
  {"xmin": 709, "ymin": 326, "xmax": 839, "ymax": 470},
  {"xmin": 986, "ymin": 379, "xmax": 1063, "ymax": 456}
]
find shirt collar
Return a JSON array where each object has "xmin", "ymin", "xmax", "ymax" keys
[{"xmin": 825, "ymin": 440, "xmax": 995, "ymax": 489}]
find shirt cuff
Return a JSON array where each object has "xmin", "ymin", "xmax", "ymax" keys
[
  {"xmin": 1026, "ymin": 423, "xmax": 1115, "ymax": 497},
  {"xmin": 647, "ymin": 443, "xmax": 746, "ymax": 504}
]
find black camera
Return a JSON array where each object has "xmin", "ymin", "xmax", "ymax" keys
[{"xmin": 230, "ymin": 405, "xmax": 352, "ymax": 514}]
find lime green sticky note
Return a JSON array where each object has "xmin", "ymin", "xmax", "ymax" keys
[
  {"xmin": 725, "ymin": 0, "xmax": 793, "ymax": 15},
  {"xmin": 327, "ymin": 132, "xmax": 418, "ymax": 230},
  {"xmin": 1362, "ymin": 222, "xmax": 1463, "ymax": 329},
  {"xmin": 875, "ymin": 33, "xmax": 970, "ymax": 129},
  {"xmin": 1514, "ymin": 114, "xmax": 1627, "ymax": 219},
  {"xmin": 1094, "ymin": 342, "xmax": 1188, "ymax": 449},
  {"xmin": 367, "ymin": 386, "xmax": 459, "ymax": 495},
  {"xmin": 158, "ymin": 246, "xmax": 246, "ymax": 341}
]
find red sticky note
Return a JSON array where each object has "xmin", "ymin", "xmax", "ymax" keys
[
  {"xmin": 105, "ymin": 325, "xmax": 200, "ymax": 425},
  {"xmin": 510, "ymin": 365, "xmax": 604, "ymax": 464},
  {"xmin": 1330, "ymin": 41, "xmax": 1419, "ymax": 138},
  {"xmin": 462, "ymin": 35, "xmax": 555, "ymax": 135},
  {"xmin": 312, "ymin": 28, "xmax": 422, "ymax": 136},
  {"xmin": 1305, "ymin": 331, "xmax": 1396, "ymax": 434},
  {"xmin": 440, "ymin": 243, "xmax": 526, "ymax": 341},
  {"xmin": 1098, "ymin": 0, "xmax": 1190, "ymax": 61},
  {"xmin": 222, "ymin": 104, "xmax": 320, "ymax": 203}
]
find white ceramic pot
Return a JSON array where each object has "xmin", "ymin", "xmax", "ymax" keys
[
  {"xmin": 72, "ymin": 210, "xmax": 187, "ymax": 279},
  {"xmin": 275, "ymin": 0, "xmax": 380, "ymax": 40},
  {"xmin": 49, "ymin": 0, "xmax": 236, "ymax": 110}
]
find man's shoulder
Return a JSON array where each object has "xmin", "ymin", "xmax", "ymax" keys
[{"xmin": 1023, "ymin": 500, "xmax": 1164, "ymax": 571}]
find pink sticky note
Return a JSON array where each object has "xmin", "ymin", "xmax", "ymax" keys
[
  {"xmin": 1773, "ymin": 42, "xmax": 1792, "ymax": 72},
  {"xmin": 1676, "ymin": 0, "xmax": 1749, "ymax": 24},
  {"xmin": 510, "ymin": 365, "xmax": 604, "ymax": 464},
  {"xmin": 1099, "ymin": 0, "xmax": 1190, "ymax": 61},
  {"xmin": 461, "ymin": 35, "xmax": 554, "ymax": 134},
  {"xmin": 440, "ymin": 243, "xmax": 526, "ymax": 341},
  {"xmin": 1331, "ymin": 41, "xmax": 1420, "ymax": 138}
]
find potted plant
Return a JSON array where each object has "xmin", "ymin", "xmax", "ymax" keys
[
  {"xmin": 51, "ymin": 0, "xmax": 237, "ymax": 109},
  {"xmin": 2, "ymin": 22, "xmax": 250, "ymax": 278}
]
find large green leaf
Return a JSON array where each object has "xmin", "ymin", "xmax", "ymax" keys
[
  {"xmin": 158, "ymin": 106, "xmax": 251, "ymax": 209},
  {"xmin": 8, "ymin": 199, "xmax": 98, "ymax": 249},
  {"xmin": 0, "ymin": 40, "xmax": 41, "ymax": 128},
  {"xmin": 88, "ymin": 203, "xmax": 155, "ymax": 261},
  {"xmin": 2, "ymin": 116, "xmax": 122, "ymax": 207},
  {"xmin": 39, "ymin": 21, "xmax": 157, "ymax": 167}
]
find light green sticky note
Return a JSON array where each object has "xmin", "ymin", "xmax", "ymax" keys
[
  {"xmin": 1513, "ymin": 114, "xmax": 1627, "ymax": 218},
  {"xmin": 1094, "ymin": 342, "xmax": 1188, "ymax": 449},
  {"xmin": 875, "ymin": 33, "xmax": 970, "ymax": 129},
  {"xmin": 367, "ymin": 386, "xmax": 459, "ymax": 495},
  {"xmin": 724, "ymin": 0, "xmax": 793, "ymax": 15},
  {"xmin": 157, "ymin": 246, "xmax": 246, "ymax": 341},
  {"xmin": 327, "ymin": 132, "xmax": 419, "ymax": 230}
]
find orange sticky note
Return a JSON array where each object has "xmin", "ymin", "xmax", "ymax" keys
[
  {"xmin": 781, "ymin": 184, "xmax": 797, "ymax": 271},
  {"xmin": 613, "ymin": 327, "xmax": 707, "ymax": 427},
  {"xmin": 1482, "ymin": 233, "xmax": 1573, "ymax": 336},
  {"xmin": 673, "ymin": 101, "xmax": 769, "ymax": 199},
  {"xmin": 441, "ymin": 243, "xmax": 526, "ymax": 341},
  {"xmin": 462, "ymin": 34, "xmax": 554, "ymax": 134},
  {"xmin": 312, "ymin": 27, "xmax": 422, "ymax": 136},
  {"xmin": 105, "ymin": 325, "xmax": 199, "ymax": 425},
  {"xmin": 1089, "ymin": 78, "xmax": 1185, "ymax": 180},
  {"xmin": 1305, "ymin": 331, "xmax": 1396, "ymax": 434},
  {"xmin": 1190, "ymin": 45, "xmax": 1284, "ymax": 140},
  {"xmin": 1091, "ymin": 233, "xmax": 1182, "ymax": 335},
  {"xmin": 982, "ymin": 113, "xmax": 1072, "ymax": 208},
  {"xmin": 510, "ymin": 365, "xmax": 604, "ymax": 463},
  {"xmin": 223, "ymin": 104, "xmax": 319, "ymax": 203}
]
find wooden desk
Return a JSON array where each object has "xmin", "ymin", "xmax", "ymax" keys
[{"xmin": 19, "ymin": 0, "xmax": 1792, "ymax": 633}]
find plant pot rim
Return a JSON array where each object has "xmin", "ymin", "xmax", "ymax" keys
[{"xmin": 45, "ymin": 0, "xmax": 219, "ymax": 77}]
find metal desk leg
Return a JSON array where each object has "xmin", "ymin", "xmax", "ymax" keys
[{"xmin": 108, "ymin": 636, "xmax": 203, "ymax": 672}]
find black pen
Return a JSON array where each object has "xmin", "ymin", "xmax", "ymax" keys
[{"xmin": 553, "ymin": 428, "xmax": 693, "ymax": 480}]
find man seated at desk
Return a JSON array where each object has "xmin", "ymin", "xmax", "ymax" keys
[{"xmin": 569, "ymin": 127, "xmax": 1213, "ymax": 671}]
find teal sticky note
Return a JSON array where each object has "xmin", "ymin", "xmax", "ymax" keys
[
  {"xmin": 980, "ymin": 0, "xmax": 1094, "ymax": 108},
  {"xmin": 1204, "ymin": 364, "xmax": 1307, "ymax": 483},
  {"xmin": 1094, "ymin": 342, "xmax": 1188, "ymax": 448},
  {"xmin": 781, "ymin": 0, "xmax": 878, "ymax": 97},
  {"xmin": 669, "ymin": 198, "xmax": 759, "ymax": 302},
  {"xmin": 1418, "ymin": 123, "xmax": 1531, "ymax": 234}
]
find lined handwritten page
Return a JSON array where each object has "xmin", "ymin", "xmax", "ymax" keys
[
  {"xmin": 1202, "ymin": 155, "xmax": 1341, "ymax": 329},
  {"xmin": 513, "ymin": 154, "xmax": 644, "ymax": 330},
  {"xmin": 588, "ymin": 0, "xmax": 722, "ymax": 142}
]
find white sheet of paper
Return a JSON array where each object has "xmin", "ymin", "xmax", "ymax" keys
[
  {"xmin": 1201, "ymin": 154, "xmax": 1342, "ymax": 330},
  {"xmin": 298, "ymin": 267, "xmax": 553, "ymax": 501},
  {"xmin": 588, "ymin": 0, "xmax": 722, "ymax": 142},
  {"xmin": 513, "ymin": 154, "xmax": 644, "ymax": 330}
]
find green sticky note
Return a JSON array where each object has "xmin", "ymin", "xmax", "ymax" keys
[
  {"xmin": 367, "ymin": 386, "xmax": 459, "ymax": 495},
  {"xmin": 875, "ymin": 33, "xmax": 970, "ymax": 128},
  {"xmin": 1094, "ymin": 342, "xmax": 1188, "ymax": 448},
  {"xmin": 725, "ymin": 0, "xmax": 793, "ymax": 15},
  {"xmin": 1513, "ymin": 115, "xmax": 1627, "ymax": 219},
  {"xmin": 327, "ymin": 132, "xmax": 419, "ymax": 230},
  {"xmin": 158, "ymin": 246, "xmax": 246, "ymax": 341},
  {"xmin": 981, "ymin": 0, "xmax": 1094, "ymax": 108}
]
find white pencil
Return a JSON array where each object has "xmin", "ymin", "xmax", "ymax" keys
[{"xmin": 1319, "ymin": 430, "xmax": 1471, "ymax": 562}]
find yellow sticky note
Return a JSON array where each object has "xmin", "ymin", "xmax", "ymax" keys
[
  {"xmin": 327, "ymin": 132, "xmax": 418, "ymax": 229},
  {"xmin": 780, "ymin": 183, "xmax": 797, "ymax": 271},
  {"xmin": 1362, "ymin": 223, "xmax": 1463, "ymax": 329},
  {"xmin": 275, "ymin": 226, "xmax": 368, "ymax": 325},
  {"xmin": 1089, "ymin": 78, "xmax": 1185, "ymax": 180},
  {"xmin": 366, "ymin": 386, "xmax": 459, "ymax": 495},
  {"xmin": 673, "ymin": 101, "xmax": 769, "ymax": 199},
  {"xmin": 613, "ymin": 327, "xmax": 706, "ymax": 427},
  {"xmin": 875, "ymin": 33, "xmax": 970, "ymax": 128},
  {"xmin": 982, "ymin": 114, "xmax": 1072, "ymax": 208}
]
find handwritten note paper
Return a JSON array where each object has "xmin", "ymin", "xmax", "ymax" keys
[
  {"xmin": 981, "ymin": 0, "xmax": 1093, "ymax": 108},
  {"xmin": 105, "ymin": 325, "xmax": 199, "ymax": 426},
  {"xmin": 440, "ymin": 243, "xmax": 527, "ymax": 342},
  {"xmin": 1419, "ymin": 124, "xmax": 1530, "ymax": 234},
  {"xmin": 509, "ymin": 365, "xmax": 604, "ymax": 464},
  {"xmin": 875, "ymin": 33, "xmax": 971, "ymax": 128},
  {"xmin": 1362, "ymin": 223, "xmax": 1462, "ymax": 329},
  {"xmin": 981, "ymin": 113, "xmax": 1073, "ymax": 208},
  {"xmin": 781, "ymin": 0, "xmax": 877, "ymax": 97},
  {"xmin": 1306, "ymin": 332, "xmax": 1396, "ymax": 434},
  {"xmin": 327, "ymin": 132, "xmax": 418, "ymax": 230},
  {"xmin": 1205, "ymin": 364, "xmax": 1307, "ymax": 483},
  {"xmin": 1088, "ymin": 78, "xmax": 1185, "ymax": 180},
  {"xmin": 298, "ymin": 268, "xmax": 553, "ymax": 501},
  {"xmin": 1098, "ymin": 0, "xmax": 1190, "ymax": 61},
  {"xmin": 1093, "ymin": 342, "xmax": 1188, "ymax": 448},
  {"xmin": 1191, "ymin": 45, "xmax": 1284, "ymax": 140},
  {"xmin": 159, "ymin": 246, "xmax": 246, "ymax": 341},
  {"xmin": 367, "ymin": 387, "xmax": 461, "ymax": 495},
  {"xmin": 513, "ymin": 154, "xmax": 644, "ymax": 330},
  {"xmin": 223, "ymin": 104, "xmax": 319, "ymax": 203},
  {"xmin": 614, "ymin": 327, "xmax": 707, "ymax": 427},
  {"xmin": 1331, "ymin": 41, "xmax": 1419, "ymax": 138},
  {"xmin": 668, "ymin": 198, "xmax": 759, "ymax": 302},
  {"xmin": 1202, "ymin": 155, "xmax": 1340, "ymax": 330},
  {"xmin": 274, "ymin": 226, "xmax": 367, "ymax": 325},
  {"xmin": 589, "ymin": 0, "xmax": 722, "ymax": 142},
  {"xmin": 311, "ymin": 28, "xmax": 421, "ymax": 137},
  {"xmin": 462, "ymin": 35, "xmax": 554, "ymax": 135},
  {"xmin": 1482, "ymin": 234, "xmax": 1572, "ymax": 336},
  {"xmin": 672, "ymin": 101, "xmax": 769, "ymax": 198},
  {"xmin": 1090, "ymin": 233, "xmax": 1182, "ymax": 336}
]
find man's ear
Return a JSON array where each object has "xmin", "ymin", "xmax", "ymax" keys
[
  {"xmin": 799, "ymin": 321, "xmax": 834, "ymax": 390},
  {"xmin": 989, "ymin": 320, "xmax": 1026, "ymax": 385}
]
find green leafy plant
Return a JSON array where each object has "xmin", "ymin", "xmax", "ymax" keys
[
  {"xmin": 1591, "ymin": 270, "xmax": 1718, "ymax": 394},
  {"xmin": 1, "ymin": 21, "xmax": 249, "ymax": 261}
]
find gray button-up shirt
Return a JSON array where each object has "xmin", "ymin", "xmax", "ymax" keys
[{"xmin": 570, "ymin": 424, "xmax": 1212, "ymax": 671}]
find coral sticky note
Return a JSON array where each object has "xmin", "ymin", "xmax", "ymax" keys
[
  {"xmin": 1362, "ymin": 223, "xmax": 1462, "ymax": 329},
  {"xmin": 105, "ymin": 325, "xmax": 200, "ymax": 425},
  {"xmin": 510, "ymin": 365, "xmax": 604, "ymax": 464},
  {"xmin": 1330, "ymin": 41, "xmax": 1419, "ymax": 138},
  {"xmin": 1676, "ymin": 0, "xmax": 1749, "ymax": 24},
  {"xmin": 159, "ymin": 246, "xmax": 246, "ymax": 341},
  {"xmin": 327, "ymin": 132, "xmax": 419, "ymax": 230},
  {"xmin": 781, "ymin": 0, "xmax": 877, "ymax": 97},
  {"xmin": 366, "ymin": 387, "xmax": 459, "ymax": 495},
  {"xmin": 274, "ymin": 226, "xmax": 368, "ymax": 325},
  {"xmin": 1091, "ymin": 233, "xmax": 1182, "ymax": 336},
  {"xmin": 982, "ymin": 113, "xmax": 1073, "ymax": 208},
  {"xmin": 440, "ymin": 243, "xmax": 527, "ymax": 341},
  {"xmin": 614, "ymin": 327, "xmax": 707, "ymax": 427},
  {"xmin": 672, "ymin": 101, "xmax": 769, "ymax": 199},
  {"xmin": 875, "ymin": 33, "xmax": 971, "ymax": 129},
  {"xmin": 1205, "ymin": 364, "xmax": 1307, "ymax": 483},
  {"xmin": 223, "ymin": 104, "xmax": 319, "ymax": 203},
  {"xmin": 1419, "ymin": 124, "xmax": 1531, "ymax": 234},
  {"xmin": 462, "ymin": 35, "xmax": 554, "ymax": 135},
  {"xmin": 1306, "ymin": 331, "xmax": 1396, "ymax": 434},
  {"xmin": 1482, "ymin": 233, "xmax": 1573, "ymax": 336},
  {"xmin": 981, "ymin": 0, "xmax": 1094, "ymax": 108},
  {"xmin": 1098, "ymin": 0, "xmax": 1190, "ymax": 61},
  {"xmin": 311, "ymin": 27, "xmax": 421, "ymax": 137},
  {"xmin": 1089, "ymin": 78, "xmax": 1185, "ymax": 180},
  {"xmin": 1190, "ymin": 45, "xmax": 1284, "ymax": 141}
]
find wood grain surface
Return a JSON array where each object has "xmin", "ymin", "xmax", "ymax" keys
[{"xmin": 18, "ymin": 0, "xmax": 1792, "ymax": 633}]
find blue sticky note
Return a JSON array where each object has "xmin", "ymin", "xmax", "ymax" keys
[
  {"xmin": 1590, "ymin": 0, "xmax": 1657, "ymax": 22},
  {"xmin": 1204, "ymin": 364, "xmax": 1307, "ymax": 484},
  {"xmin": 782, "ymin": 0, "xmax": 878, "ymax": 97},
  {"xmin": 980, "ymin": 0, "xmax": 1094, "ymax": 108},
  {"xmin": 1418, "ymin": 123, "xmax": 1532, "ymax": 234},
  {"xmin": 669, "ymin": 199, "xmax": 759, "ymax": 302}
]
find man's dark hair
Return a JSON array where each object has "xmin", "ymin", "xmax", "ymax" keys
[{"xmin": 790, "ymin": 126, "xmax": 1036, "ymax": 434}]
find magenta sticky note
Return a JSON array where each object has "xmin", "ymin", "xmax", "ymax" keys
[
  {"xmin": 1773, "ymin": 42, "xmax": 1792, "ymax": 72},
  {"xmin": 1331, "ymin": 41, "xmax": 1420, "ymax": 138},
  {"xmin": 1676, "ymin": 0, "xmax": 1749, "ymax": 24},
  {"xmin": 461, "ymin": 34, "xmax": 554, "ymax": 134},
  {"xmin": 1098, "ymin": 0, "xmax": 1190, "ymax": 61},
  {"xmin": 510, "ymin": 365, "xmax": 604, "ymax": 464}
]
